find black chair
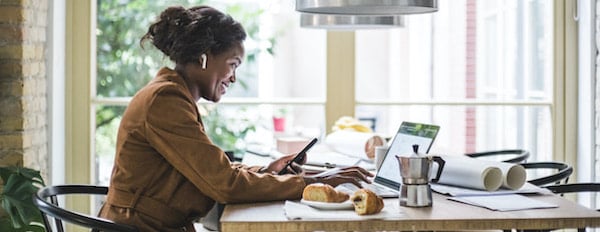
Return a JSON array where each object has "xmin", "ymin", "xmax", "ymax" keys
[
  {"xmin": 521, "ymin": 162, "xmax": 573, "ymax": 186},
  {"xmin": 33, "ymin": 185, "xmax": 138, "ymax": 232},
  {"xmin": 465, "ymin": 149, "xmax": 530, "ymax": 163},
  {"xmin": 545, "ymin": 182, "xmax": 600, "ymax": 210},
  {"xmin": 546, "ymin": 182, "xmax": 600, "ymax": 196},
  {"xmin": 543, "ymin": 183, "xmax": 600, "ymax": 232}
]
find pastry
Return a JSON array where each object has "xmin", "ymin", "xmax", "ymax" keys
[
  {"xmin": 302, "ymin": 183, "xmax": 349, "ymax": 203},
  {"xmin": 351, "ymin": 189, "xmax": 384, "ymax": 215}
]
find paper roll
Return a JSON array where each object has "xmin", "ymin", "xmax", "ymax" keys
[
  {"xmin": 433, "ymin": 156, "xmax": 526, "ymax": 191},
  {"xmin": 494, "ymin": 161, "xmax": 527, "ymax": 190},
  {"xmin": 324, "ymin": 130, "xmax": 385, "ymax": 159}
]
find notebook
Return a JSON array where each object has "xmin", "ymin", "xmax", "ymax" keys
[{"xmin": 338, "ymin": 121, "xmax": 440, "ymax": 198}]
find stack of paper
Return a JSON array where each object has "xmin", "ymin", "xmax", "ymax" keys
[
  {"xmin": 431, "ymin": 182, "xmax": 557, "ymax": 211},
  {"xmin": 448, "ymin": 194, "xmax": 558, "ymax": 211}
]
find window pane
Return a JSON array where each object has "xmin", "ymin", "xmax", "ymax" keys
[
  {"xmin": 356, "ymin": 105, "xmax": 552, "ymax": 161},
  {"xmin": 95, "ymin": 105, "xmax": 125, "ymax": 186},
  {"xmin": 355, "ymin": 0, "xmax": 553, "ymax": 158},
  {"xmin": 95, "ymin": 0, "xmax": 326, "ymax": 186}
]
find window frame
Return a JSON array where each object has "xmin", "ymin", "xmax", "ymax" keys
[{"xmin": 65, "ymin": 0, "xmax": 577, "ymax": 214}]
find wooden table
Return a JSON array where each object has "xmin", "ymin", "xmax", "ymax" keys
[{"xmin": 220, "ymin": 192, "xmax": 600, "ymax": 231}]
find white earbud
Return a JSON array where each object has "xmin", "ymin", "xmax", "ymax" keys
[{"xmin": 200, "ymin": 54, "xmax": 207, "ymax": 69}]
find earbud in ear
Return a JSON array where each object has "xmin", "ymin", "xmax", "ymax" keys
[{"xmin": 200, "ymin": 54, "xmax": 207, "ymax": 69}]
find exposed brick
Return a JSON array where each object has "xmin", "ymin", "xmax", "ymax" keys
[
  {"xmin": 22, "ymin": 114, "xmax": 34, "ymax": 128},
  {"xmin": 0, "ymin": 44, "xmax": 22, "ymax": 59},
  {"xmin": 21, "ymin": 77, "xmax": 46, "ymax": 97},
  {"xmin": 22, "ymin": 0, "xmax": 47, "ymax": 10},
  {"xmin": 0, "ymin": 61, "xmax": 23, "ymax": 79},
  {"xmin": 0, "ymin": 0, "xmax": 26, "ymax": 6},
  {"xmin": 0, "ymin": 0, "xmax": 48, "ymax": 184},
  {"xmin": 24, "ymin": 129, "xmax": 44, "ymax": 146},
  {"xmin": 0, "ymin": 97, "xmax": 23, "ymax": 116},
  {"xmin": 23, "ymin": 26, "xmax": 45, "ymax": 42},
  {"xmin": 21, "ymin": 43, "xmax": 42, "ymax": 60},
  {"xmin": 21, "ymin": 60, "xmax": 41, "ymax": 76},
  {"xmin": 0, "ymin": 150, "xmax": 23, "ymax": 167},
  {"xmin": 36, "ymin": 114, "xmax": 45, "ymax": 128},
  {"xmin": 32, "ymin": 10, "xmax": 46, "ymax": 27},
  {"xmin": 22, "ymin": 96, "xmax": 46, "ymax": 115},
  {"xmin": 0, "ymin": 79, "xmax": 23, "ymax": 96},
  {"xmin": 0, "ymin": 25, "xmax": 22, "ymax": 42},
  {"xmin": 0, "ymin": 116, "xmax": 23, "ymax": 131},
  {"xmin": 23, "ymin": 146, "xmax": 42, "ymax": 170},
  {"xmin": 0, "ymin": 6, "xmax": 24, "ymax": 24},
  {"xmin": 21, "ymin": 8, "xmax": 44, "ymax": 26},
  {"xmin": 20, "ymin": 130, "xmax": 31, "ymax": 147},
  {"xmin": 0, "ymin": 133, "xmax": 23, "ymax": 149}
]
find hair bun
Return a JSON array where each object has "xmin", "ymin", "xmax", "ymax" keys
[{"xmin": 160, "ymin": 6, "xmax": 190, "ymax": 27}]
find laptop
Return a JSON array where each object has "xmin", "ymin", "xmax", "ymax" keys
[{"xmin": 338, "ymin": 121, "xmax": 440, "ymax": 198}]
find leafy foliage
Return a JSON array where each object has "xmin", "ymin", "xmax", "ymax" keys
[
  {"xmin": 0, "ymin": 166, "xmax": 45, "ymax": 231},
  {"xmin": 96, "ymin": 0, "xmax": 276, "ymax": 151},
  {"xmin": 200, "ymin": 105, "xmax": 259, "ymax": 155}
]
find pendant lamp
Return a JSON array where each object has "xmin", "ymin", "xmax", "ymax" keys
[
  {"xmin": 300, "ymin": 13, "xmax": 404, "ymax": 30},
  {"xmin": 296, "ymin": 0, "xmax": 438, "ymax": 15}
]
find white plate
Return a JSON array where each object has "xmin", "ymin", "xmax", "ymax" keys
[{"xmin": 300, "ymin": 199, "xmax": 354, "ymax": 210}]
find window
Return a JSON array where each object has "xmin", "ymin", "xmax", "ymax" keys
[
  {"xmin": 65, "ymin": 0, "xmax": 582, "ymax": 211},
  {"xmin": 355, "ymin": 0, "xmax": 553, "ymax": 162},
  {"xmin": 94, "ymin": 0, "xmax": 326, "ymax": 186}
]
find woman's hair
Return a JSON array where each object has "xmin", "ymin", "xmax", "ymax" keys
[{"xmin": 140, "ymin": 6, "xmax": 246, "ymax": 64}]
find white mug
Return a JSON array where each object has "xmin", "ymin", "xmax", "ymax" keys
[{"xmin": 374, "ymin": 145, "xmax": 388, "ymax": 170}]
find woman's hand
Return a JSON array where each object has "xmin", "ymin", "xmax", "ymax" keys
[
  {"xmin": 303, "ymin": 166, "xmax": 374, "ymax": 188},
  {"xmin": 263, "ymin": 153, "xmax": 306, "ymax": 175}
]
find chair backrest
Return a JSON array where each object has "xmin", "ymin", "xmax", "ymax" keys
[
  {"xmin": 545, "ymin": 183, "xmax": 600, "ymax": 212},
  {"xmin": 522, "ymin": 162, "xmax": 573, "ymax": 186},
  {"xmin": 545, "ymin": 183, "xmax": 600, "ymax": 194},
  {"xmin": 465, "ymin": 149, "xmax": 530, "ymax": 163},
  {"xmin": 33, "ymin": 185, "xmax": 138, "ymax": 232}
]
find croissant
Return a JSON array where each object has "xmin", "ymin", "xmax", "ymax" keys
[
  {"xmin": 351, "ymin": 189, "xmax": 384, "ymax": 215},
  {"xmin": 302, "ymin": 183, "xmax": 349, "ymax": 203}
]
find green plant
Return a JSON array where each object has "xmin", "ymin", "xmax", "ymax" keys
[
  {"xmin": 273, "ymin": 107, "xmax": 289, "ymax": 119},
  {"xmin": 0, "ymin": 166, "xmax": 45, "ymax": 232},
  {"xmin": 201, "ymin": 105, "xmax": 258, "ymax": 156}
]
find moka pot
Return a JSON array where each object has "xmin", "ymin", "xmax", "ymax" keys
[{"xmin": 396, "ymin": 144, "xmax": 445, "ymax": 207}]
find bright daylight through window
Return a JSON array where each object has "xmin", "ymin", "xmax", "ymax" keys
[{"xmin": 94, "ymin": 0, "xmax": 553, "ymax": 187}]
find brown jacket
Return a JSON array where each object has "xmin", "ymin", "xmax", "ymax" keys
[{"xmin": 99, "ymin": 67, "xmax": 306, "ymax": 231}]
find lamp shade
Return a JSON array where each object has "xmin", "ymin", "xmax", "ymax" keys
[
  {"xmin": 300, "ymin": 13, "xmax": 404, "ymax": 30},
  {"xmin": 296, "ymin": 0, "xmax": 438, "ymax": 15}
]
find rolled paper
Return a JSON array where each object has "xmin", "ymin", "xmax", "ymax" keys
[
  {"xmin": 432, "ymin": 156, "xmax": 527, "ymax": 191},
  {"xmin": 325, "ymin": 130, "xmax": 385, "ymax": 159},
  {"xmin": 494, "ymin": 161, "xmax": 527, "ymax": 190}
]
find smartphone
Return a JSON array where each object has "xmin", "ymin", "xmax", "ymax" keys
[{"xmin": 277, "ymin": 138, "xmax": 318, "ymax": 175}]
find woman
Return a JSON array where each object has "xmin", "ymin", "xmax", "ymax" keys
[{"xmin": 99, "ymin": 5, "xmax": 372, "ymax": 232}]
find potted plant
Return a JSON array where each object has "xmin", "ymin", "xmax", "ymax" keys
[
  {"xmin": 272, "ymin": 107, "xmax": 289, "ymax": 133},
  {"xmin": 0, "ymin": 166, "xmax": 45, "ymax": 231}
]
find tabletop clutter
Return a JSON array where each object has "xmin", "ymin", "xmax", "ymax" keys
[{"xmin": 278, "ymin": 117, "xmax": 559, "ymax": 218}]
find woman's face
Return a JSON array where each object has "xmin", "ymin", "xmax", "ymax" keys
[{"xmin": 197, "ymin": 42, "xmax": 244, "ymax": 102}]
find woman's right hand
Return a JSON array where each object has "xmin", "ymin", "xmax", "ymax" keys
[{"xmin": 303, "ymin": 166, "xmax": 373, "ymax": 188}]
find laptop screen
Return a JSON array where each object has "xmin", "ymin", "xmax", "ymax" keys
[{"xmin": 374, "ymin": 121, "xmax": 440, "ymax": 190}]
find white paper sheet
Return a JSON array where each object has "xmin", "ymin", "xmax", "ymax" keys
[
  {"xmin": 432, "ymin": 156, "xmax": 526, "ymax": 191},
  {"xmin": 324, "ymin": 130, "xmax": 385, "ymax": 159},
  {"xmin": 431, "ymin": 182, "xmax": 552, "ymax": 197},
  {"xmin": 448, "ymin": 194, "xmax": 558, "ymax": 211}
]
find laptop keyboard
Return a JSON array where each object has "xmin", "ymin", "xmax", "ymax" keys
[{"xmin": 336, "ymin": 182, "xmax": 398, "ymax": 197}]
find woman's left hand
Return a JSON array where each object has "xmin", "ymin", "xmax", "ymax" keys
[{"xmin": 263, "ymin": 153, "xmax": 306, "ymax": 175}]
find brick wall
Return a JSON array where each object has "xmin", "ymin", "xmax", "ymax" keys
[
  {"xmin": 465, "ymin": 0, "xmax": 477, "ymax": 153},
  {"xmin": 0, "ymin": 0, "xmax": 49, "ymax": 181}
]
